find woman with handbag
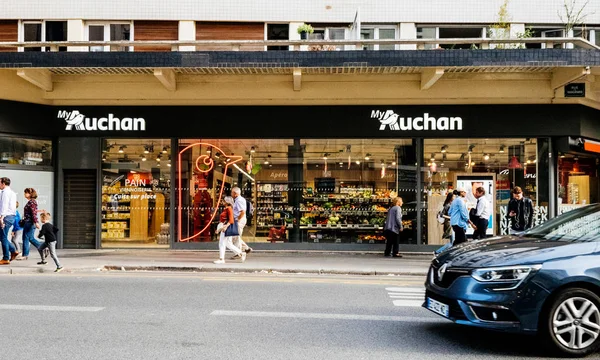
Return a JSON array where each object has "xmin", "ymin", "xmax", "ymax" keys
[
  {"xmin": 20, "ymin": 188, "xmax": 42, "ymax": 260},
  {"xmin": 213, "ymin": 196, "xmax": 245, "ymax": 264}
]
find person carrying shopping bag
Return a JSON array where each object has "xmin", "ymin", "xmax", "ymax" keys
[{"xmin": 213, "ymin": 196, "xmax": 245, "ymax": 264}]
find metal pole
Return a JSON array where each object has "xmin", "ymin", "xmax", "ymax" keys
[
  {"xmin": 416, "ymin": 138, "xmax": 423, "ymax": 245},
  {"xmin": 548, "ymin": 138, "xmax": 557, "ymax": 219}
]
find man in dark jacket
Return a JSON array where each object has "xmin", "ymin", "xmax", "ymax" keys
[{"xmin": 507, "ymin": 186, "xmax": 534, "ymax": 234}]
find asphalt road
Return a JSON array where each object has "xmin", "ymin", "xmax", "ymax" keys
[{"xmin": 0, "ymin": 272, "xmax": 571, "ymax": 360}]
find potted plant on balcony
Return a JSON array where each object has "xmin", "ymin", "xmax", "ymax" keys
[{"xmin": 297, "ymin": 23, "xmax": 314, "ymax": 40}]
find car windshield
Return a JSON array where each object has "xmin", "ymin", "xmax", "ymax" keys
[{"xmin": 523, "ymin": 204, "xmax": 600, "ymax": 242}]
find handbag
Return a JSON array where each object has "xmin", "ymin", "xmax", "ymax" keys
[{"xmin": 224, "ymin": 220, "xmax": 240, "ymax": 237}]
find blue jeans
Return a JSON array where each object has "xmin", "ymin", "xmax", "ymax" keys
[
  {"xmin": 0, "ymin": 215, "xmax": 16, "ymax": 260},
  {"xmin": 22, "ymin": 221, "xmax": 41, "ymax": 257}
]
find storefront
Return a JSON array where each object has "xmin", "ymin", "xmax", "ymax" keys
[{"xmin": 1, "ymin": 100, "xmax": 598, "ymax": 250}]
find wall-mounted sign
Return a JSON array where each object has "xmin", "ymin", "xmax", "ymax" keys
[
  {"xmin": 58, "ymin": 110, "xmax": 146, "ymax": 131},
  {"xmin": 564, "ymin": 83, "xmax": 586, "ymax": 98},
  {"xmin": 372, "ymin": 110, "xmax": 463, "ymax": 131}
]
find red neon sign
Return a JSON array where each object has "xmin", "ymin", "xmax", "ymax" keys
[{"xmin": 178, "ymin": 143, "xmax": 242, "ymax": 242}]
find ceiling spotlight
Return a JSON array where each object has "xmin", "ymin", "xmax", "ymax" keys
[
  {"xmin": 560, "ymin": 153, "xmax": 566, "ymax": 158},
  {"xmin": 526, "ymin": 159, "xmax": 531, "ymax": 164},
  {"xmin": 102, "ymin": 144, "xmax": 114, "ymax": 153},
  {"xmin": 323, "ymin": 153, "xmax": 329, "ymax": 160},
  {"xmin": 468, "ymin": 145, "xmax": 475, "ymax": 153},
  {"xmin": 440, "ymin": 161, "xmax": 445, "ymax": 167},
  {"xmin": 484, "ymin": 154, "xmax": 490, "ymax": 161},
  {"xmin": 144, "ymin": 145, "xmax": 150, "ymax": 154},
  {"xmin": 141, "ymin": 155, "xmax": 147, "ymax": 162},
  {"xmin": 118, "ymin": 145, "xmax": 126, "ymax": 153},
  {"xmin": 471, "ymin": 161, "xmax": 476, "ymax": 166},
  {"xmin": 156, "ymin": 155, "xmax": 161, "ymax": 162},
  {"xmin": 162, "ymin": 146, "xmax": 169, "ymax": 154},
  {"xmin": 157, "ymin": 162, "xmax": 160, "ymax": 167},
  {"xmin": 499, "ymin": 145, "xmax": 505, "ymax": 153},
  {"xmin": 269, "ymin": 164, "xmax": 273, "ymax": 168},
  {"xmin": 250, "ymin": 146, "xmax": 256, "ymax": 153},
  {"xmin": 392, "ymin": 161, "xmax": 396, "ymax": 166},
  {"xmin": 365, "ymin": 153, "xmax": 371, "ymax": 161},
  {"xmin": 265, "ymin": 154, "xmax": 272, "ymax": 165},
  {"xmin": 206, "ymin": 147, "xmax": 212, "ymax": 154},
  {"xmin": 441, "ymin": 145, "xmax": 448, "ymax": 153},
  {"xmin": 167, "ymin": 163, "xmax": 171, "ymax": 167},
  {"xmin": 430, "ymin": 153, "xmax": 435, "ymax": 161},
  {"xmin": 355, "ymin": 160, "xmax": 361, "ymax": 165},
  {"xmin": 102, "ymin": 154, "xmax": 107, "ymax": 161},
  {"xmin": 339, "ymin": 162, "xmax": 343, "ymax": 165}
]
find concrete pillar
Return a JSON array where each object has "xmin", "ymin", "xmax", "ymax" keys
[
  {"xmin": 178, "ymin": 20, "xmax": 196, "ymax": 51},
  {"xmin": 289, "ymin": 22, "xmax": 303, "ymax": 51},
  {"xmin": 67, "ymin": 19, "xmax": 86, "ymax": 52},
  {"xmin": 399, "ymin": 23, "xmax": 417, "ymax": 50}
]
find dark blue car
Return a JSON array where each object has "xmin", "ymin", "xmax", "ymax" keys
[{"xmin": 424, "ymin": 204, "xmax": 600, "ymax": 357}]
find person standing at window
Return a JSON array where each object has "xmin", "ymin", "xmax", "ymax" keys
[
  {"xmin": 384, "ymin": 197, "xmax": 403, "ymax": 258},
  {"xmin": 449, "ymin": 188, "xmax": 470, "ymax": 246},
  {"xmin": 472, "ymin": 187, "xmax": 491, "ymax": 240},
  {"xmin": 507, "ymin": 186, "xmax": 534, "ymax": 235}
]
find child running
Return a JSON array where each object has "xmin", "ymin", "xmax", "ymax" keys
[{"xmin": 37, "ymin": 212, "xmax": 63, "ymax": 272}]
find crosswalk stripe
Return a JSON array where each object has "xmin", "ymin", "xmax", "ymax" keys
[
  {"xmin": 0, "ymin": 304, "xmax": 104, "ymax": 312},
  {"xmin": 386, "ymin": 286, "xmax": 426, "ymax": 307}
]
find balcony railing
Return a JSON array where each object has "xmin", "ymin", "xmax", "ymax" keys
[{"xmin": 0, "ymin": 37, "xmax": 598, "ymax": 52}]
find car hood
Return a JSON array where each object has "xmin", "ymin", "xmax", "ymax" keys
[{"xmin": 434, "ymin": 236, "xmax": 600, "ymax": 268}]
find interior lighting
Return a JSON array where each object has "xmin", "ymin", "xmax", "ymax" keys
[
  {"xmin": 365, "ymin": 153, "xmax": 371, "ymax": 161},
  {"xmin": 118, "ymin": 145, "xmax": 126, "ymax": 153},
  {"xmin": 441, "ymin": 145, "xmax": 448, "ymax": 153},
  {"xmin": 484, "ymin": 154, "xmax": 490, "ymax": 161},
  {"xmin": 250, "ymin": 146, "xmax": 256, "ymax": 153},
  {"xmin": 162, "ymin": 146, "xmax": 169, "ymax": 154},
  {"xmin": 499, "ymin": 145, "xmax": 505, "ymax": 153},
  {"xmin": 430, "ymin": 153, "xmax": 435, "ymax": 161}
]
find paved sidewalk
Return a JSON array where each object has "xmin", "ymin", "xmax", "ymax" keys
[{"xmin": 0, "ymin": 250, "xmax": 433, "ymax": 276}]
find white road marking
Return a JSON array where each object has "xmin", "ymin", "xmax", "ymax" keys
[
  {"xmin": 386, "ymin": 287, "xmax": 426, "ymax": 307},
  {"xmin": 0, "ymin": 304, "xmax": 104, "ymax": 312},
  {"xmin": 211, "ymin": 310, "xmax": 444, "ymax": 323}
]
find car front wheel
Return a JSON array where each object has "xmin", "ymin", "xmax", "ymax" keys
[{"xmin": 541, "ymin": 288, "xmax": 600, "ymax": 357}]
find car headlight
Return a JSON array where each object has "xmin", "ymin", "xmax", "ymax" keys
[{"xmin": 471, "ymin": 265, "xmax": 542, "ymax": 290}]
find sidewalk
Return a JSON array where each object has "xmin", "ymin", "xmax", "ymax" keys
[{"xmin": 0, "ymin": 250, "xmax": 433, "ymax": 276}]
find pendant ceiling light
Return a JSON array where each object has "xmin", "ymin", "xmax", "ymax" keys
[{"xmin": 508, "ymin": 155, "xmax": 522, "ymax": 169}]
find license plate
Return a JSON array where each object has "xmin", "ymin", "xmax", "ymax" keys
[{"xmin": 427, "ymin": 297, "xmax": 450, "ymax": 318}]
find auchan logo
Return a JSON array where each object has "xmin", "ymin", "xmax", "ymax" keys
[
  {"xmin": 58, "ymin": 110, "xmax": 146, "ymax": 131},
  {"xmin": 372, "ymin": 110, "xmax": 463, "ymax": 131}
]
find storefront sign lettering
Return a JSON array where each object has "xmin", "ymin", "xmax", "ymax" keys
[
  {"xmin": 269, "ymin": 172, "xmax": 288, "ymax": 180},
  {"xmin": 58, "ymin": 110, "xmax": 146, "ymax": 131},
  {"xmin": 372, "ymin": 110, "xmax": 462, "ymax": 131}
]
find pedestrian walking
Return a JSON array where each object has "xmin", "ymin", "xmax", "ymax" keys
[
  {"xmin": 37, "ymin": 212, "xmax": 63, "ymax": 272},
  {"xmin": 10, "ymin": 201, "xmax": 23, "ymax": 259},
  {"xmin": 507, "ymin": 186, "xmax": 534, "ymax": 235},
  {"xmin": 231, "ymin": 187, "xmax": 253, "ymax": 259},
  {"xmin": 0, "ymin": 177, "xmax": 19, "ymax": 264},
  {"xmin": 449, "ymin": 188, "xmax": 471, "ymax": 246},
  {"xmin": 213, "ymin": 196, "xmax": 245, "ymax": 264},
  {"xmin": 21, "ymin": 188, "xmax": 42, "ymax": 260},
  {"xmin": 384, "ymin": 197, "xmax": 403, "ymax": 258},
  {"xmin": 472, "ymin": 187, "xmax": 491, "ymax": 240}
]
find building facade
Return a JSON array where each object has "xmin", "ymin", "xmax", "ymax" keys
[{"xmin": 0, "ymin": 0, "xmax": 599, "ymax": 250}]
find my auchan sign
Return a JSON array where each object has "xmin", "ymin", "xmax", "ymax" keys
[
  {"xmin": 372, "ymin": 110, "xmax": 463, "ymax": 131},
  {"xmin": 58, "ymin": 110, "xmax": 146, "ymax": 131}
]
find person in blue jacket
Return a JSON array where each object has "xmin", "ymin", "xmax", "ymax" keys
[{"xmin": 11, "ymin": 201, "xmax": 23, "ymax": 259}]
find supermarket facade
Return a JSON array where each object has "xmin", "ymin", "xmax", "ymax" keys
[
  {"xmin": 0, "ymin": 98, "xmax": 599, "ymax": 250},
  {"xmin": 0, "ymin": 0, "xmax": 600, "ymax": 250}
]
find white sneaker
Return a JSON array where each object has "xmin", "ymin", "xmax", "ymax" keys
[
  {"xmin": 241, "ymin": 252, "xmax": 246, "ymax": 263},
  {"xmin": 213, "ymin": 259, "xmax": 225, "ymax": 264}
]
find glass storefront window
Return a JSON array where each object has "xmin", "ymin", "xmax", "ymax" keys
[
  {"xmin": 0, "ymin": 136, "xmax": 52, "ymax": 169},
  {"xmin": 558, "ymin": 153, "xmax": 599, "ymax": 212},
  {"xmin": 176, "ymin": 139, "xmax": 417, "ymax": 245},
  {"xmin": 101, "ymin": 139, "xmax": 171, "ymax": 248},
  {"xmin": 421, "ymin": 138, "xmax": 538, "ymax": 244}
]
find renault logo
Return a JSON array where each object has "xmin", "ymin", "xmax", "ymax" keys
[{"xmin": 438, "ymin": 263, "xmax": 448, "ymax": 281}]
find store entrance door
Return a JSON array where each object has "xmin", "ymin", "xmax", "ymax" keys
[{"xmin": 63, "ymin": 170, "xmax": 97, "ymax": 249}]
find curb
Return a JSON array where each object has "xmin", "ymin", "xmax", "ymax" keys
[{"xmin": 101, "ymin": 265, "xmax": 428, "ymax": 276}]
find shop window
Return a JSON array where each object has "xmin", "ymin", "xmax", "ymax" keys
[
  {"xmin": 21, "ymin": 21, "xmax": 67, "ymax": 52},
  {"xmin": 378, "ymin": 28, "xmax": 396, "ymax": 50},
  {"xmin": 360, "ymin": 28, "xmax": 375, "ymax": 50},
  {"xmin": 45, "ymin": 21, "xmax": 67, "ymax": 51},
  {"xmin": 360, "ymin": 27, "xmax": 396, "ymax": 50},
  {"xmin": 422, "ymin": 138, "xmax": 539, "ymax": 245},
  {"xmin": 596, "ymin": 30, "xmax": 600, "ymax": 46},
  {"xmin": 525, "ymin": 28, "xmax": 565, "ymax": 49},
  {"xmin": 0, "ymin": 136, "xmax": 52, "ymax": 169},
  {"xmin": 308, "ymin": 27, "xmax": 346, "ymax": 50},
  {"xmin": 438, "ymin": 27, "xmax": 484, "ymax": 49},
  {"xmin": 176, "ymin": 139, "xmax": 417, "ymax": 245},
  {"xmin": 558, "ymin": 154, "xmax": 599, "ymax": 212},
  {"xmin": 101, "ymin": 139, "xmax": 171, "ymax": 248}
]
